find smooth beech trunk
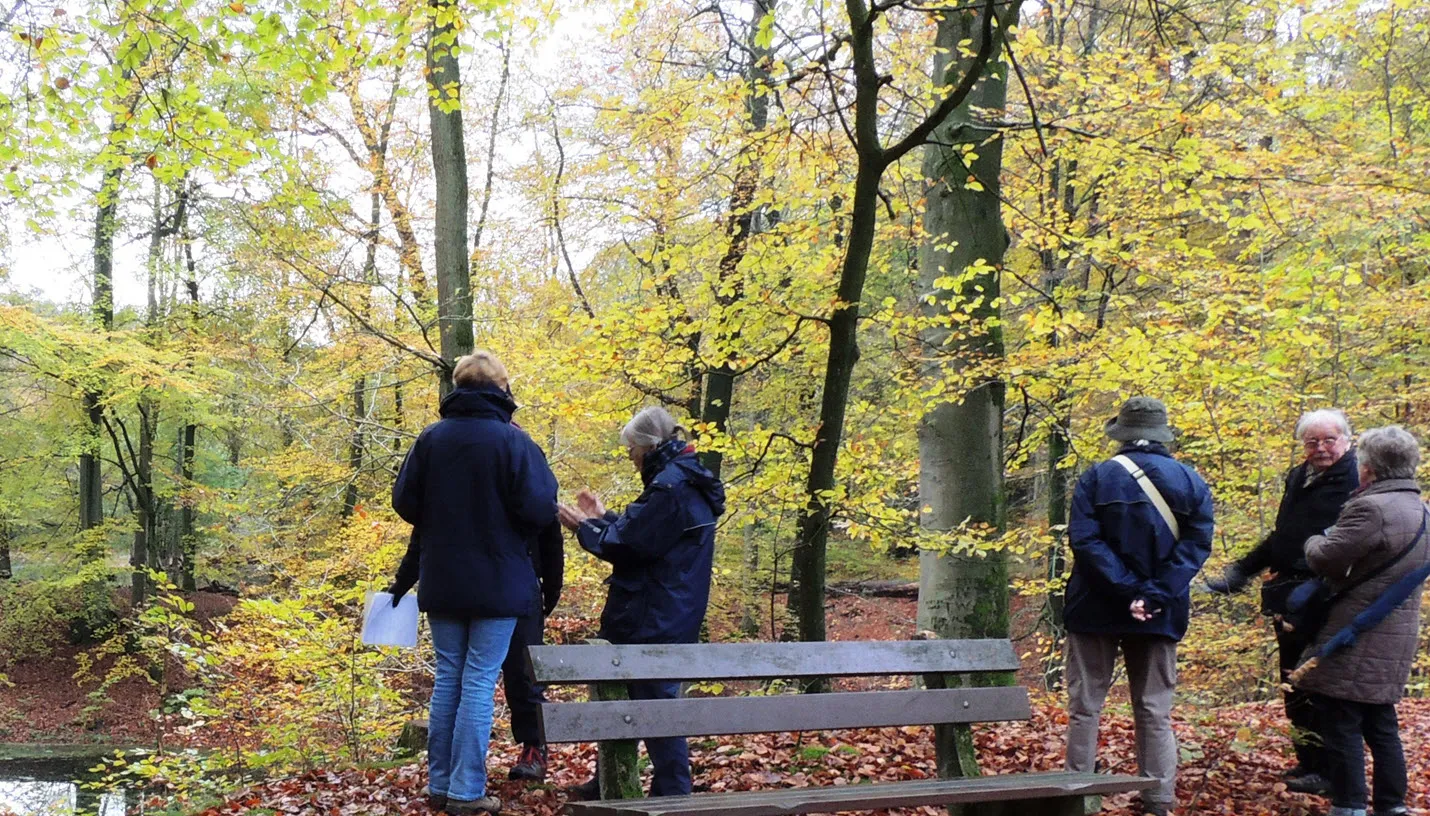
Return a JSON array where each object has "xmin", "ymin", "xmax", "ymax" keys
[
  {"xmin": 426, "ymin": 0, "xmax": 474, "ymax": 395},
  {"xmin": 914, "ymin": 0, "xmax": 1021, "ymax": 781}
]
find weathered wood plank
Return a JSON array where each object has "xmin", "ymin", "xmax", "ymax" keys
[
  {"xmin": 563, "ymin": 772, "xmax": 1154, "ymax": 816},
  {"xmin": 528, "ymin": 639, "xmax": 1018, "ymax": 684},
  {"xmin": 541, "ymin": 686, "xmax": 1030, "ymax": 743}
]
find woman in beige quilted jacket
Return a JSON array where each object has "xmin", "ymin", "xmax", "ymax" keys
[{"xmin": 1297, "ymin": 425, "xmax": 1429, "ymax": 816}]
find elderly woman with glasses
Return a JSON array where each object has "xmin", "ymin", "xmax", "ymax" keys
[
  {"xmin": 1206, "ymin": 409, "xmax": 1359, "ymax": 792},
  {"xmin": 1295, "ymin": 425, "xmax": 1428, "ymax": 816}
]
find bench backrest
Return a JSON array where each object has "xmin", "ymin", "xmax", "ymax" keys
[
  {"xmin": 531, "ymin": 639, "xmax": 1029, "ymax": 744},
  {"xmin": 527, "ymin": 638, "xmax": 1019, "ymax": 683}
]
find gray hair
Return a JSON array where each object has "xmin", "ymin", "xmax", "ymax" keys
[
  {"xmin": 620, "ymin": 406, "xmax": 683, "ymax": 449},
  {"xmin": 1295, "ymin": 409, "xmax": 1352, "ymax": 441},
  {"xmin": 1357, "ymin": 425, "xmax": 1420, "ymax": 481}
]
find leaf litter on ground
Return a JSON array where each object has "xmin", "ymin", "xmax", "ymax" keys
[{"xmin": 188, "ymin": 698, "xmax": 1429, "ymax": 816}]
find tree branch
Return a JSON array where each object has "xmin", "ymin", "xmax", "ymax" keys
[{"xmin": 882, "ymin": 0, "xmax": 1005, "ymax": 166}]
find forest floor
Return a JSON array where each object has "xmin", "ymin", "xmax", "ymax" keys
[
  {"xmin": 3, "ymin": 591, "xmax": 1428, "ymax": 815},
  {"xmin": 0, "ymin": 589, "xmax": 238, "ymax": 746}
]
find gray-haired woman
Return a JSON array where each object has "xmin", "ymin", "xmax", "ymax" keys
[
  {"xmin": 1296, "ymin": 425, "xmax": 1429, "ymax": 816},
  {"xmin": 556, "ymin": 406, "xmax": 726, "ymax": 798}
]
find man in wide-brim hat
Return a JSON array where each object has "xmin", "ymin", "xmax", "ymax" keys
[{"xmin": 1063, "ymin": 397, "xmax": 1215, "ymax": 816}]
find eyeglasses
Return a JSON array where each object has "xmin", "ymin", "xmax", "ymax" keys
[{"xmin": 1303, "ymin": 436, "xmax": 1343, "ymax": 449}]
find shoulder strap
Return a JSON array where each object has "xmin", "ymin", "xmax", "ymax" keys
[
  {"xmin": 1332, "ymin": 505, "xmax": 1429, "ymax": 602},
  {"xmin": 1112, "ymin": 455, "xmax": 1181, "ymax": 540}
]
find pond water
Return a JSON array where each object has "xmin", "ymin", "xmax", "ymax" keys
[{"xmin": 0, "ymin": 750, "xmax": 133, "ymax": 816}]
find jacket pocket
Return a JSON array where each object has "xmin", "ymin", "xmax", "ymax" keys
[{"xmin": 600, "ymin": 574, "xmax": 648, "ymax": 640}]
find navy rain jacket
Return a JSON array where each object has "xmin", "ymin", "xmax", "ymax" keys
[
  {"xmin": 391, "ymin": 385, "xmax": 559, "ymax": 619},
  {"xmin": 1064, "ymin": 443, "xmax": 1215, "ymax": 641},
  {"xmin": 576, "ymin": 438, "xmax": 726, "ymax": 644}
]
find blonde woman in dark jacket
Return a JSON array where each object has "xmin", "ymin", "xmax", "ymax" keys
[{"xmin": 1297, "ymin": 425, "xmax": 1430, "ymax": 816}]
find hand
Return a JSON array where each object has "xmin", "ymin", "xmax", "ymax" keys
[
  {"xmin": 385, "ymin": 584, "xmax": 407, "ymax": 607},
  {"xmin": 557, "ymin": 503, "xmax": 592, "ymax": 531},
  {"xmin": 577, "ymin": 489, "xmax": 605, "ymax": 518},
  {"xmin": 543, "ymin": 593, "xmax": 559, "ymax": 617},
  {"xmin": 1130, "ymin": 599, "xmax": 1160, "ymax": 622},
  {"xmin": 1204, "ymin": 564, "xmax": 1250, "ymax": 595}
]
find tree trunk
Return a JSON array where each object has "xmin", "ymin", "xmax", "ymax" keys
[
  {"xmin": 789, "ymin": 0, "xmax": 1008, "ymax": 677},
  {"xmin": 1044, "ymin": 409, "xmax": 1070, "ymax": 688},
  {"xmin": 1040, "ymin": 157, "xmax": 1075, "ymax": 690},
  {"xmin": 81, "ymin": 162, "xmax": 123, "ymax": 531},
  {"xmin": 789, "ymin": 166, "xmax": 882, "ymax": 656},
  {"xmin": 699, "ymin": 0, "xmax": 775, "ymax": 480},
  {"xmin": 915, "ymin": 1, "xmax": 1017, "ymax": 781},
  {"xmin": 345, "ymin": 190, "xmax": 380, "ymax": 518},
  {"xmin": 344, "ymin": 377, "xmax": 367, "ymax": 517},
  {"xmin": 179, "ymin": 422, "xmax": 197, "ymax": 591},
  {"xmin": 132, "ymin": 402, "xmax": 155, "ymax": 605},
  {"xmin": 426, "ymin": 0, "xmax": 473, "ymax": 395},
  {"xmin": 179, "ymin": 190, "xmax": 200, "ymax": 592},
  {"xmin": 0, "ymin": 523, "xmax": 12, "ymax": 580},
  {"xmin": 739, "ymin": 521, "xmax": 762, "ymax": 636},
  {"xmin": 131, "ymin": 180, "xmax": 169, "ymax": 605},
  {"xmin": 392, "ymin": 381, "xmax": 407, "ymax": 465}
]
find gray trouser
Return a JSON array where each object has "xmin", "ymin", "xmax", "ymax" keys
[{"xmin": 1064, "ymin": 631, "xmax": 1179, "ymax": 806}]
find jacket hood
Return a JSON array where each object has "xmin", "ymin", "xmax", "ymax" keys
[
  {"xmin": 439, "ymin": 385, "xmax": 517, "ymax": 422},
  {"xmin": 643, "ymin": 438, "xmax": 727, "ymax": 516}
]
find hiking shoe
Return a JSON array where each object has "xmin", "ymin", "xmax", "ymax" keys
[
  {"xmin": 1283, "ymin": 765, "xmax": 1313, "ymax": 779},
  {"xmin": 1370, "ymin": 808, "xmax": 1409, "ymax": 816},
  {"xmin": 1286, "ymin": 772, "xmax": 1331, "ymax": 795},
  {"xmin": 1137, "ymin": 801, "xmax": 1171, "ymax": 816},
  {"xmin": 446, "ymin": 796, "xmax": 500, "ymax": 814},
  {"xmin": 567, "ymin": 777, "xmax": 600, "ymax": 801},
  {"xmin": 508, "ymin": 744, "xmax": 548, "ymax": 782},
  {"xmin": 427, "ymin": 793, "xmax": 447, "ymax": 812}
]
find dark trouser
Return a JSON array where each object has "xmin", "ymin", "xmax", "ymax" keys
[
  {"xmin": 1316, "ymin": 695, "xmax": 1407, "ymax": 812},
  {"xmin": 501, "ymin": 610, "xmax": 548, "ymax": 747},
  {"xmin": 1275, "ymin": 623, "xmax": 1325, "ymax": 774},
  {"xmin": 627, "ymin": 680, "xmax": 691, "ymax": 796}
]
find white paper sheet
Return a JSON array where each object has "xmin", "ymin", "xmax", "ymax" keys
[{"xmin": 361, "ymin": 591, "xmax": 419, "ymax": 648}]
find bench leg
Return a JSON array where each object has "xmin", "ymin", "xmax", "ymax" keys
[{"xmin": 593, "ymin": 680, "xmax": 642, "ymax": 800}]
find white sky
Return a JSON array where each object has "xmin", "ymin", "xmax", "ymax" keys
[{"xmin": 1, "ymin": 3, "xmax": 612, "ymax": 310}]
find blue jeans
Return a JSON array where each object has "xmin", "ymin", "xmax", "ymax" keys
[{"xmin": 428, "ymin": 616, "xmax": 518, "ymax": 801}]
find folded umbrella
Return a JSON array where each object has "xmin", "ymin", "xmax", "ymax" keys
[{"xmin": 1287, "ymin": 558, "xmax": 1430, "ymax": 687}]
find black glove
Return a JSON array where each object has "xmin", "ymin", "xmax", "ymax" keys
[
  {"xmin": 1205, "ymin": 564, "xmax": 1250, "ymax": 595},
  {"xmin": 542, "ymin": 593, "xmax": 559, "ymax": 617},
  {"xmin": 386, "ymin": 583, "xmax": 411, "ymax": 607}
]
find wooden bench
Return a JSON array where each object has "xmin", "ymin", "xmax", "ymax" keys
[{"xmin": 529, "ymin": 638, "xmax": 1155, "ymax": 816}]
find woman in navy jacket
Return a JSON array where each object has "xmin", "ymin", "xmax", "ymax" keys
[
  {"xmin": 389, "ymin": 352, "xmax": 558, "ymax": 815},
  {"xmin": 557, "ymin": 406, "xmax": 725, "ymax": 798}
]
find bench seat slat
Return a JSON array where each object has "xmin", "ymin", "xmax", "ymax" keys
[
  {"xmin": 540, "ymin": 686, "xmax": 1030, "ymax": 743},
  {"xmin": 528, "ymin": 639, "xmax": 1017, "ymax": 684},
  {"xmin": 564, "ymin": 771, "xmax": 1157, "ymax": 816}
]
